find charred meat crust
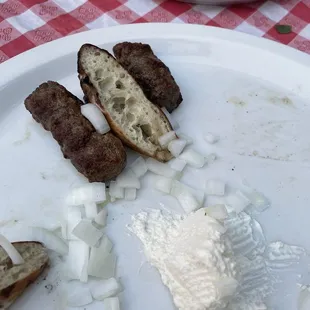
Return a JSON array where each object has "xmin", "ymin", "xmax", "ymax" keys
[
  {"xmin": 24, "ymin": 81, "xmax": 126, "ymax": 182},
  {"xmin": 113, "ymin": 42, "xmax": 182, "ymax": 113}
]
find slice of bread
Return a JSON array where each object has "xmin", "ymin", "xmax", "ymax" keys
[
  {"xmin": 78, "ymin": 44, "xmax": 173, "ymax": 162},
  {"xmin": 0, "ymin": 242, "xmax": 49, "ymax": 309}
]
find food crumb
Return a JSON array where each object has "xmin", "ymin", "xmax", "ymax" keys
[
  {"xmin": 44, "ymin": 284, "xmax": 54, "ymax": 294},
  {"xmin": 40, "ymin": 172, "xmax": 47, "ymax": 180}
]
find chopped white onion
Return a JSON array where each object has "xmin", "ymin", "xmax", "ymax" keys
[
  {"xmin": 66, "ymin": 286, "xmax": 93, "ymax": 307},
  {"xmin": 177, "ymin": 133, "xmax": 193, "ymax": 145},
  {"xmin": 81, "ymin": 104, "xmax": 110, "ymax": 134},
  {"xmin": 171, "ymin": 180, "xmax": 204, "ymax": 213},
  {"xmin": 161, "ymin": 107, "xmax": 180, "ymax": 129},
  {"xmin": 89, "ymin": 251, "xmax": 116, "ymax": 279},
  {"xmin": 88, "ymin": 235, "xmax": 113, "ymax": 277},
  {"xmin": 0, "ymin": 234, "xmax": 24, "ymax": 265},
  {"xmin": 124, "ymin": 188, "xmax": 137, "ymax": 201},
  {"xmin": 95, "ymin": 208, "xmax": 108, "ymax": 226},
  {"xmin": 205, "ymin": 153, "xmax": 217, "ymax": 164},
  {"xmin": 66, "ymin": 240, "xmax": 89, "ymax": 280},
  {"xmin": 130, "ymin": 157, "xmax": 148, "ymax": 178},
  {"xmin": 247, "ymin": 190, "xmax": 271, "ymax": 213},
  {"xmin": 168, "ymin": 139, "xmax": 187, "ymax": 157},
  {"xmin": 66, "ymin": 183, "xmax": 106, "ymax": 206},
  {"xmin": 109, "ymin": 181, "xmax": 124, "ymax": 199},
  {"xmin": 66, "ymin": 206, "xmax": 82, "ymax": 240},
  {"xmin": 159, "ymin": 131, "xmax": 177, "ymax": 148},
  {"xmin": 84, "ymin": 202, "xmax": 98, "ymax": 219},
  {"xmin": 205, "ymin": 180, "xmax": 226, "ymax": 196},
  {"xmin": 91, "ymin": 277, "xmax": 120, "ymax": 300},
  {"xmin": 172, "ymin": 180, "xmax": 205, "ymax": 204},
  {"xmin": 155, "ymin": 176, "xmax": 173, "ymax": 194},
  {"xmin": 116, "ymin": 169, "xmax": 140, "ymax": 189},
  {"xmin": 61, "ymin": 220, "xmax": 67, "ymax": 240},
  {"xmin": 298, "ymin": 285, "xmax": 310, "ymax": 310},
  {"xmin": 169, "ymin": 158, "xmax": 187, "ymax": 172},
  {"xmin": 104, "ymin": 296, "xmax": 120, "ymax": 310},
  {"xmin": 72, "ymin": 219, "xmax": 103, "ymax": 247},
  {"xmin": 206, "ymin": 204, "xmax": 228, "ymax": 221},
  {"xmin": 204, "ymin": 132, "xmax": 219, "ymax": 144},
  {"xmin": 179, "ymin": 149, "xmax": 205, "ymax": 168},
  {"xmin": 30, "ymin": 227, "xmax": 68, "ymax": 256},
  {"xmin": 226, "ymin": 190, "xmax": 251, "ymax": 213},
  {"xmin": 80, "ymin": 244, "xmax": 90, "ymax": 283},
  {"xmin": 146, "ymin": 158, "xmax": 180, "ymax": 179}
]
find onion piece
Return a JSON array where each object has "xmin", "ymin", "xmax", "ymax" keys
[
  {"xmin": 204, "ymin": 132, "xmax": 219, "ymax": 144},
  {"xmin": 80, "ymin": 244, "xmax": 90, "ymax": 283},
  {"xmin": 72, "ymin": 219, "xmax": 103, "ymax": 247},
  {"xmin": 109, "ymin": 181, "xmax": 124, "ymax": 200},
  {"xmin": 61, "ymin": 220, "xmax": 67, "ymax": 240},
  {"xmin": 168, "ymin": 139, "xmax": 187, "ymax": 157},
  {"xmin": 226, "ymin": 190, "xmax": 251, "ymax": 213},
  {"xmin": 206, "ymin": 204, "xmax": 228, "ymax": 221},
  {"xmin": 116, "ymin": 169, "xmax": 140, "ymax": 189},
  {"xmin": 169, "ymin": 158, "xmax": 187, "ymax": 172},
  {"xmin": 247, "ymin": 190, "xmax": 271, "ymax": 214},
  {"xmin": 84, "ymin": 202, "xmax": 97, "ymax": 219},
  {"xmin": 161, "ymin": 107, "xmax": 180, "ymax": 129},
  {"xmin": 146, "ymin": 158, "xmax": 180, "ymax": 179},
  {"xmin": 155, "ymin": 176, "xmax": 173, "ymax": 194},
  {"xmin": 130, "ymin": 157, "xmax": 148, "ymax": 178},
  {"xmin": 67, "ymin": 206, "xmax": 82, "ymax": 240},
  {"xmin": 179, "ymin": 149, "xmax": 205, "ymax": 168},
  {"xmin": 104, "ymin": 296, "xmax": 120, "ymax": 310},
  {"xmin": 124, "ymin": 188, "xmax": 137, "ymax": 201},
  {"xmin": 0, "ymin": 234, "xmax": 24, "ymax": 265},
  {"xmin": 298, "ymin": 285, "xmax": 310, "ymax": 310},
  {"xmin": 95, "ymin": 208, "xmax": 108, "ymax": 226},
  {"xmin": 66, "ymin": 240, "xmax": 89, "ymax": 280},
  {"xmin": 81, "ymin": 104, "xmax": 110, "ymax": 134},
  {"xmin": 205, "ymin": 153, "xmax": 217, "ymax": 164},
  {"xmin": 91, "ymin": 278, "xmax": 120, "ymax": 300},
  {"xmin": 171, "ymin": 180, "xmax": 204, "ymax": 213},
  {"xmin": 66, "ymin": 183, "xmax": 106, "ymax": 206},
  {"xmin": 30, "ymin": 227, "xmax": 68, "ymax": 255},
  {"xmin": 66, "ymin": 286, "xmax": 93, "ymax": 307},
  {"xmin": 159, "ymin": 131, "xmax": 177, "ymax": 148},
  {"xmin": 89, "ymin": 251, "xmax": 117, "ymax": 279},
  {"xmin": 88, "ymin": 235, "xmax": 113, "ymax": 277},
  {"xmin": 205, "ymin": 180, "xmax": 226, "ymax": 196},
  {"xmin": 177, "ymin": 133, "xmax": 193, "ymax": 145}
]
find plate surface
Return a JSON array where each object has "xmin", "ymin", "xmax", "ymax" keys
[{"xmin": 0, "ymin": 23, "xmax": 310, "ymax": 310}]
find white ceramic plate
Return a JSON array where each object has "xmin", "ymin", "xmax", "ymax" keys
[{"xmin": 0, "ymin": 24, "xmax": 310, "ymax": 310}]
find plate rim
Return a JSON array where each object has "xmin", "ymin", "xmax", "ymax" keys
[{"xmin": 1, "ymin": 23, "xmax": 309, "ymax": 86}]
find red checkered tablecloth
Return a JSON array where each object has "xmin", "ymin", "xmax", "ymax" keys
[{"xmin": 0, "ymin": 0, "xmax": 309, "ymax": 63}]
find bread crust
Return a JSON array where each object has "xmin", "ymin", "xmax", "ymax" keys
[
  {"xmin": 0, "ymin": 242, "xmax": 49, "ymax": 309},
  {"xmin": 78, "ymin": 44, "xmax": 173, "ymax": 162}
]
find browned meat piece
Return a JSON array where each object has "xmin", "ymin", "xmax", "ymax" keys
[
  {"xmin": 113, "ymin": 42, "xmax": 182, "ymax": 113},
  {"xmin": 24, "ymin": 81, "xmax": 126, "ymax": 182}
]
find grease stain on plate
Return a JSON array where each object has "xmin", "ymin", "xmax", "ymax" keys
[
  {"xmin": 13, "ymin": 127, "xmax": 31, "ymax": 145},
  {"xmin": 227, "ymin": 96, "xmax": 247, "ymax": 107}
]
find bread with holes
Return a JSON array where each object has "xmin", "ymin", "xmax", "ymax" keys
[
  {"xmin": 78, "ymin": 44, "xmax": 173, "ymax": 162},
  {"xmin": 0, "ymin": 242, "xmax": 49, "ymax": 309}
]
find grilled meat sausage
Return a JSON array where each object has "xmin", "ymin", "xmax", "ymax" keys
[
  {"xmin": 24, "ymin": 81, "xmax": 126, "ymax": 182},
  {"xmin": 113, "ymin": 42, "xmax": 182, "ymax": 113}
]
